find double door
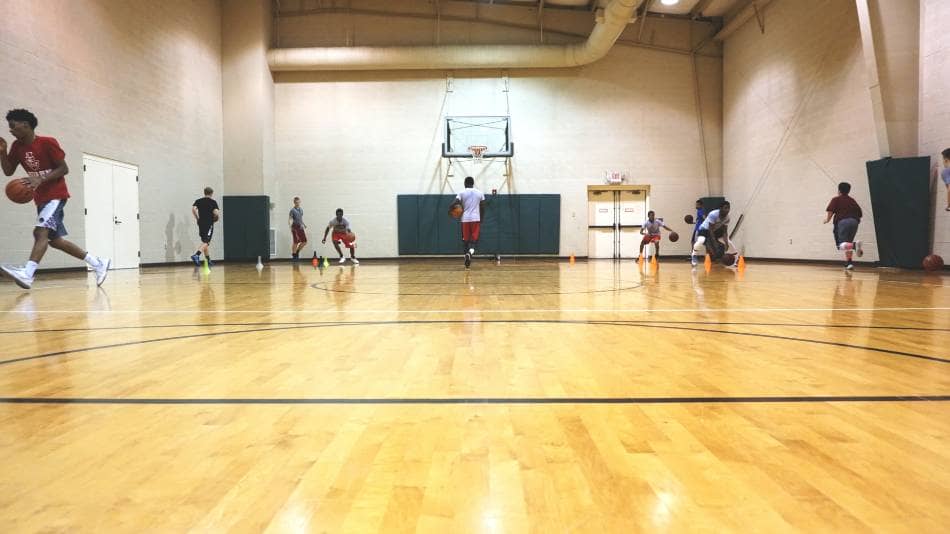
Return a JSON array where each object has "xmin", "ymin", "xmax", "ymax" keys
[
  {"xmin": 82, "ymin": 155, "xmax": 140, "ymax": 269},
  {"xmin": 588, "ymin": 188, "xmax": 647, "ymax": 259}
]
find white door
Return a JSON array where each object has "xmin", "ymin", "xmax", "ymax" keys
[
  {"xmin": 619, "ymin": 190, "xmax": 647, "ymax": 259},
  {"xmin": 83, "ymin": 155, "xmax": 140, "ymax": 269},
  {"xmin": 111, "ymin": 165, "xmax": 140, "ymax": 268},
  {"xmin": 588, "ymin": 190, "xmax": 616, "ymax": 259},
  {"xmin": 83, "ymin": 158, "xmax": 115, "ymax": 262}
]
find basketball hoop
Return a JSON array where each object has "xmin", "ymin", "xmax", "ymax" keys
[{"xmin": 468, "ymin": 145, "xmax": 488, "ymax": 164}]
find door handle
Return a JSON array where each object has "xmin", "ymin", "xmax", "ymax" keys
[{"xmin": 114, "ymin": 217, "xmax": 122, "ymax": 225}]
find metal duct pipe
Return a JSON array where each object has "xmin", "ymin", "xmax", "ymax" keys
[{"xmin": 267, "ymin": 0, "xmax": 640, "ymax": 71}]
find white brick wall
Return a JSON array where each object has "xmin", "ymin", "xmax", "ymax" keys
[
  {"xmin": 920, "ymin": 0, "xmax": 950, "ymax": 259},
  {"xmin": 723, "ymin": 0, "xmax": 881, "ymax": 261},
  {"xmin": 0, "ymin": 0, "xmax": 223, "ymax": 267},
  {"xmin": 273, "ymin": 10, "xmax": 722, "ymax": 258}
]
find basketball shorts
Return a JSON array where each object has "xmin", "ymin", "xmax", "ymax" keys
[
  {"xmin": 698, "ymin": 228, "xmax": 725, "ymax": 259},
  {"xmin": 36, "ymin": 199, "xmax": 68, "ymax": 240},
  {"xmin": 640, "ymin": 234, "xmax": 661, "ymax": 245},
  {"xmin": 834, "ymin": 218, "xmax": 858, "ymax": 246},
  {"xmin": 332, "ymin": 231, "xmax": 355, "ymax": 249},
  {"xmin": 199, "ymin": 223, "xmax": 214, "ymax": 244},
  {"xmin": 292, "ymin": 225, "xmax": 307, "ymax": 244},
  {"xmin": 462, "ymin": 221, "xmax": 481, "ymax": 242}
]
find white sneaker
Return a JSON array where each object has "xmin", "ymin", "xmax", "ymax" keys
[
  {"xmin": 351, "ymin": 258, "xmax": 359, "ymax": 265},
  {"xmin": 338, "ymin": 257, "xmax": 346, "ymax": 264},
  {"xmin": 1, "ymin": 264, "xmax": 33, "ymax": 290},
  {"xmin": 95, "ymin": 258, "xmax": 111, "ymax": 286},
  {"xmin": 854, "ymin": 240, "xmax": 863, "ymax": 258},
  {"xmin": 690, "ymin": 255, "xmax": 697, "ymax": 267},
  {"xmin": 468, "ymin": 248, "xmax": 475, "ymax": 255}
]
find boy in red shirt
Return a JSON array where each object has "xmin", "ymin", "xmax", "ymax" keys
[
  {"xmin": 823, "ymin": 181, "xmax": 864, "ymax": 270},
  {"xmin": 0, "ymin": 109, "xmax": 110, "ymax": 289}
]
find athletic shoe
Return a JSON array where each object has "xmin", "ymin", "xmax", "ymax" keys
[
  {"xmin": 191, "ymin": 253, "xmax": 201, "ymax": 266},
  {"xmin": 207, "ymin": 258, "xmax": 214, "ymax": 267},
  {"xmin": 468, "ymin": 248, "xmax": 475, "ymax": 256},
  {"xmin": 351, "ymin": 258, "xmax": 359, "ymax": 265},
  {"xmin": 690, "ymin": 255, "xmax": 697, "ymax": 267},
  {"xmin": 854, "ymin": 240, "xmax": 863, "ymax": 258},
  {"xmin": 95, "ymin": 258, "xmax": 111, "ymax": 287},
  {"xmin": 845, "ymin": 262, "xmax": 854, "ymax": 270},
  {"xmin": 1, "ymin": 264, "xmax": 33, "ymax": 290},
  {"xmin": 338, "ymin": 257, "xmax": 346, "ymax": 264},
  {"xmin": 464, "ymin": 252, "xmax": 471, "ymax": 268}
]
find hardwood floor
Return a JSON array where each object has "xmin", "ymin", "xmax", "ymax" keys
[{"xmin": 0, "ymin": 259, "xmax": 947, "ymax": 532}]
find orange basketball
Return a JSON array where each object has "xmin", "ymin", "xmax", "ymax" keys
[
  {"xmin": 669, "ymin": 231, "xmax": 679, "ymax": 242},
  {"xmin": 721, "ymin": 253, "xmax": 737, "ymax": 266},
  {"xmin": 922, "ymin": 254, "xmax": 944, "ymax": 272},
  {"xmin": 5, "ymin": 178, "xmax": 33, "ymax": 204},
  {"xmin": 343, "ymin": 231, "xmax": 356, "ymax": 244},
  {"xmin": 449, "ymin": 203, "xmax": 462, "ymax": 219}
]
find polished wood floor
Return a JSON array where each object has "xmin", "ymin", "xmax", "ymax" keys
[{"xmin": 0, "ymin": 258, "xmax": 948, "ymax": 532}]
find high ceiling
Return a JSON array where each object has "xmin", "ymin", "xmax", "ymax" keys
[{"xmin": 447, "ymin": 0, "xmax": 745, "ymax": 19}]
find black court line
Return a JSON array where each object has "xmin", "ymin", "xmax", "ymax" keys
[
  {"xmin": 3, "ymin": 319, "xmax": 949, "ymax": 335},
  {"xmin": 1, "ymin": 319, "xmax": 948, "ymax": 368},
  {"xmin": 1, "ymin": 395, "xmax": 948, "ymax": 405}
]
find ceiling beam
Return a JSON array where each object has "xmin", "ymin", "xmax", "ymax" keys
[{"xmin": 689, "ymin": 0, "xmax": 716, "ymax": 19}]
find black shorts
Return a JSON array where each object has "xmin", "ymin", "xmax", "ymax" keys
[
  {"xmin": 698, "ymin": 228, "xmax": 725, "ymax": 259},
  {"xmin": 199, "ymin": 223, "xmax": 214, "ymax": 244}
]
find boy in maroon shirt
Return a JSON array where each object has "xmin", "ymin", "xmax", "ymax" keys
[
  {"xmin": 0, "ymin": 109, "xmax": 110, "ymax": 289},
  {"xmin": 823, "ymin": 181, "xmax": 864, "ymax": 270}
]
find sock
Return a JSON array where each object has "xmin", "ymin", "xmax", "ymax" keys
[
  {"xmin": 25, "ymin": 260, "xmax": 38, "ymax": 277},
  {"xmin": 83, "ymin": 254, "xmax": 100, "ymax": 268}
]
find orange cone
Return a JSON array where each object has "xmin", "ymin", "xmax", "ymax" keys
[
  {"xmin": 650, "ymin": 254, "xmax": 657, "ymax": 267},
  {"xmin": 704, "ymin": 254, "xmax": 711, "ymax": 271},
  {"xmin": 637, "ymin": 254, "xmax": 643, "ymax": 265},
  {"xmin": 737, "ymin": 255, "xmax": 746, "ymax": 271},
  {"xmin": 569, "ymin": 254, "xmax": 575, "ymax": 265}
]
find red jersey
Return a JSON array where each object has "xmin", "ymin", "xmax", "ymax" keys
[
  {"xmin": 825, "ymin": 194, "xmax": 862, "ymax": 224},
  {"xmin": 8, "ymin": 135, "xmax": 70, "ymax": 204}
]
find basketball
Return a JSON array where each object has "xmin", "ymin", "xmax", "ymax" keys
[
  {"xmin": 669, "ymin": 231, "xmax": 679, "ymax": 242},
  {"xmin": 922, "ymin": 254, "xmax": 944, "ymax": 272},
  {"xmin": 5, "ymin": 178, "xmax": 33, "ymax": 204},
  {"xmin": 449, "ymin": 203, "xmax": 462, "ymax": 219},
  {"xmin": 721, "ymin": 253, "xmax": 737, "ymax": 266},
  {"xmin": 343, "ymin": 230, "xmax": 356, "ymax": 244},
  {"xmin": 684, "ymin": 214, "xmax": 694, "ymax": 225}
]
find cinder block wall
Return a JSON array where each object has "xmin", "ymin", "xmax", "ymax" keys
[
  {"xmin": 0, "ymin": 0, "xmax": 223, "ymax": 267},
  {"xmin": 272, "ymin": 6, "xmax": 723, "ymax": 258},
  {"xmin": 723, "ymin": 0, "xmax": 881, "ymax": 261}
]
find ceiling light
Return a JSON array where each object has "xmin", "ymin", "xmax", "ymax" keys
[{"xmin": 660, "ymin": 0, "xmax": 680, "ymax": 5}]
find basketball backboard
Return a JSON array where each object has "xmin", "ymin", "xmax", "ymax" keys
[{"xmin": 442, "ymin": 116, "xmax": 513, "ymax": 159}]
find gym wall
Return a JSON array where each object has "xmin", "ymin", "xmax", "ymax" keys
[
  {"xmin": 722, "ymin": 0, "xmax": 881, "ymax": 262},
  {"xmin": 920, "ymin": 0, "xmax": 950, "ymax": 259},
  {"xmin": 0, "ymin": 0, "xmax": 224, "ymax": 266},
  {"xmin": 272, "ymin": 4, "xmax": 723, "ymax": 258}
]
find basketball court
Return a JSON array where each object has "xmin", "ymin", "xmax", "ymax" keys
[
  {"xmin": 1, "ymin": 260, "xmax": 948, "ymax": 530},
  {"xmin": 2, "ymin": 0, "xmax": 950, "ymax": 531}
]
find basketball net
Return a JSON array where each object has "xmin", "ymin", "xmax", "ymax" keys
[{"xmin": 468, "ymin": 145, "xmax": 488, "ymax": 164}]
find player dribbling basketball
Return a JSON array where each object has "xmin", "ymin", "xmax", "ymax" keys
[
  {"xmin": 453, "ymin": 176, "xmax": 486, "ymax": 268},
  {"xmin": 322, "ymin": 208, "xmax": 358, "ymax": 264},
  {"xmin": 0, "ymin": 108, "xmax": 110, "ymax": 289}
]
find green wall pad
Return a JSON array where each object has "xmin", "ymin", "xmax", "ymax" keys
[
  {"xmin": 866, "ymin": 157, "xmax": 931, "ymax": 268},
  {"xmin": 398, "ymin": 194, "xmax": 560, "ymax": 255},
  {"xmin": 223, "ymin": 195, "xmax": 271, "ymax": 262}
]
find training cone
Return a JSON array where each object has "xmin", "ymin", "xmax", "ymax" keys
[
  {"xmin": 650, "ymin": 255, "xmax": 657, "ymax": 267},
  {"xmin": 637, "ymin": 255, "xmax": 643, "ymax": 265},
  {"xmin": 201, "ymin": 257, "xmax": 211, "ymax": 275},
  {"xmin": 704, "ymin": 254, "xmax": 711, "ymax": 271},
  {"xmin": 256, "ymin": 256, "xmax": 263, "ymax": 270},
  {"xmin": 569, "ymin": 254, "xmax": 575, "ymax": 265},
  {"xmin": 322, "ymin": 256, "xmax": 329, "ymax": 268},
  {"xmin": 737, "ymin": 255, "xmax": 746, "ymax": 270},
  {"xmin": 312, "ymin": 252, "xmax": 319, "ymax": 267}
]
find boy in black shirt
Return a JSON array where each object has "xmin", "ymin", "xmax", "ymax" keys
[{"xmin": 191, "ymin": 187, "xmax": 220, "ymax": 266}]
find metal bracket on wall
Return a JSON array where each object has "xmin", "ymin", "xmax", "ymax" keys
[{"xmin": 753, "ymin": 1, "xmax": 765, "ymax": 34}]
